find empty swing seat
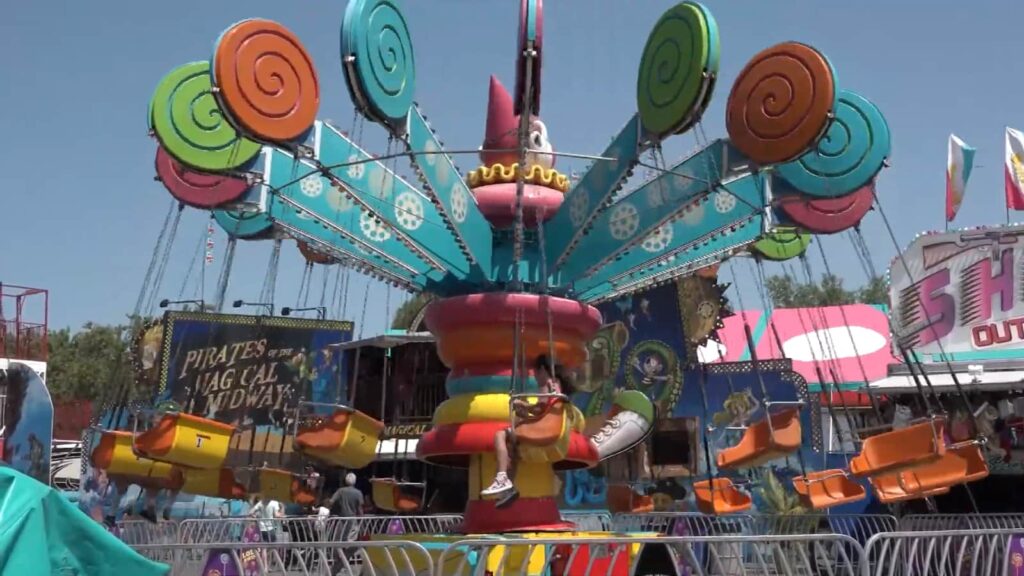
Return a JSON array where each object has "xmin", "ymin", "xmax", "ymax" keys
[
  {"xmin": 792, "ymin": 470, "xmax": 866, "ymax": 509},
  {"xmin": 870, "ymin": 474, "xmax": 951, "ymax": 504},
  {"xmin": 953, "ymin": 443, "xmax": 990, "ymax": 484},
  {"xmin": 716, "ymin": 408, "xmax": 802, "ymax": 470},
  {"xmin": 254, "ymin": 468, "xmax": 317, "ymax": 506},
  {"xmin": 133, "ymin": 412, "xmax": 236, "ymax": 469},
  {"xmin": 850, "ymin": 418, "xmax": 947, "ymax": 478},
  {"xmin": 181, "ymin": 467, "xmax": 247, "ymax": 499},
  {"xmin": 371, "ymin": 478, "xmax": 424, "ymax": 513},
  {"xmin": 693, "ymin": 478, "xmax": 752, "ymax": 515},
  {"xmin": 896, "ymin": 448, "xmax": 970, "ymax": 494},
  {"xmin": 91, "ymin": 430, "xmax": 183, "ymax": 490},
  {"xmin": 294, "ymin": 408, "xmax": 385, "ymax": 469},
  {"xmin": 606, "ymin": 484, "xmax": 654, "ymax": 514},
  {"xmin": 514, "ymin": 396, "xmax": 572, "ymax": 463}
]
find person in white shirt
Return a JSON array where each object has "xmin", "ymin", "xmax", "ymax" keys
[
  {"xmin": 315, "ymin": 498, "xmax": 331, "ymax": 540},
  {"xmin": 249, "ymin": 496, "xmax": 283, "ymax": 542}
]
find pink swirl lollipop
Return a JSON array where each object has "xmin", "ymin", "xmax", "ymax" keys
[{"xmin": 155, "ymin": 146, "xmax": 249, "ymax": 208}]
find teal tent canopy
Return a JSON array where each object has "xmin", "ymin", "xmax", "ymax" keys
[{"xmin": 0, "ymin": 466, "xmax": 169, "ymax": 576}]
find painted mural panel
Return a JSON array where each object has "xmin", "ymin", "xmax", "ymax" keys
[
  {"xmin": 0, "ymin": 362, "xmax": 54, "ymax": 484},
  {"xmin": 567, "ymin": 280, "xmax": 869, "ymax": 514}
]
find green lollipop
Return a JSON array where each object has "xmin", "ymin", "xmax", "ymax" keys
[{"xmin": 149, "ymin": 61, "xmax": 260, "ymax": 172}]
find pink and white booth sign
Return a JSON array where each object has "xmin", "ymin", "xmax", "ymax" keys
[
  {"xmin": 697, "ymin": 304, "xmax": 896, "ymax": 387},
  {"xmin": 890, "ymin": 225, "xmax": 1024, "ymax": 360}
]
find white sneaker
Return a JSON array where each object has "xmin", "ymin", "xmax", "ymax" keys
[{"xmin": 481, "ymin": 473, "xmax": 514, "ymax": 496}]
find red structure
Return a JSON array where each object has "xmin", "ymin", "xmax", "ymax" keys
[{"xmin": 0, "ymin": 283, "xmax": 49, "ymax": 361}]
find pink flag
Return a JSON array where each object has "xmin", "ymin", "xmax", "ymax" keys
[{"xmin": 1005, "ymin": 128, "xmax": 1024, "ymax": 210}]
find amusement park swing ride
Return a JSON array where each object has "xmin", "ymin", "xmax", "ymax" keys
[{"xmin": 79, "ymin": 0, "xmax": 1002, "ymax": 565}]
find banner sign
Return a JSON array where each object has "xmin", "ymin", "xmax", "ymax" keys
[
  {"xmin": 154, "ymin": 312, "xmax": 352, "ymax": 468},
  {"xmin": 890, "ymin": 225, "xmax": 1024, "ymax": 360}
]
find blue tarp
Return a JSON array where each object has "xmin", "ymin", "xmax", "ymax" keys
[{"xmin": 0, "ymin": 466, "xmax": 169, "ymax": 575}]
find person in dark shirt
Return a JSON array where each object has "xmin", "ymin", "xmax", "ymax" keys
[{"xmin": 329, "ymin": 473, "xmax": 365, "ymax": 517}]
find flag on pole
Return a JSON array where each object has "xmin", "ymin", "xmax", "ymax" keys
[
  {"xmin": 945, "ymin": 134, "xmax": 975, "ymax": 222},
  {"xmin": 1005, "ymin": 127, "xmax": 1024, "ymax": 211}
]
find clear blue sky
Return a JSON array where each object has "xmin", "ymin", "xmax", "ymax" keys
[{"xmin": 3, "ymin": 0, "xmax": 1022, "ymax": 332}]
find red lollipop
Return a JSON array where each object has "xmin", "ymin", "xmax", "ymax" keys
[
  {"xmin": 514, "ymin": 0, "xmax": 543, "ymax": 115},
  {"xmin": 155, "ymin": 146, "xmax": 249, "ymax": 208},
  {"xmin": 778, "ymin": 181, "xmax": 875, "ymax": 234}
]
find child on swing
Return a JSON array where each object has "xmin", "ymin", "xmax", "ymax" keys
[{"xmin": 481, "ymin": 355, "xmax": 574, "ymax": 497}]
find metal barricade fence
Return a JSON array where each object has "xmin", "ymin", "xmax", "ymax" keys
[
  {"xmin": 175, "ymin": 515, "xmax": 464, "ymax": 544},
  {"xmin": 436, "ymin": 534, "xmax": 867, "ymax": 576},
  {"xmin": 115, "ymin": 519, "xmax": 179, "ymax": 547},
  {"xmin": 899, "ymin": 513, "xmax": 1024, "ymax": 532},
  {"xmin": 612, "ymin": 512, "xmax": 756, "ymax": 535},
  {"xmin": 559, "ymin": 510, "xmax": 613, "ymax": 531},
  {"xmin": 132, "ymin": 539, "xmax": 435, "ymax": 576},
  {"xmin": 864, "ymin": 529, "xmax": 1023, "ymax": 576}
]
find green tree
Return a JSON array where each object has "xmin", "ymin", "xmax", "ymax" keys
[
  {"xmin": 765, "ymin": 274, "xmax": 888, "ymax": 308},
  {"xmin": 391, "ymin": 292, "xmax": 435, "ymax": 331},
  {"xmin": 46, "ymin": 322, "xmax": 136, "ymax": 403}
]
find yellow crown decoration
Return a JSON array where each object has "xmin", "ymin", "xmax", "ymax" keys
[{"xmin": 466, "ymin": 163, "xmax": 570, "ymax": 193}]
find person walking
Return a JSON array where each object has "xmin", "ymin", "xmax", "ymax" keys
[
  {"xmin": 329, "ymin": 473, "xmax": 365, "ymax": 518},
  {"xmin": 249, "ymin": 496, "xmax": 283, "ymax": 542}
]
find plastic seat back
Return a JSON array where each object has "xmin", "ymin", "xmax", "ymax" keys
[
  {"xmin": 134, "ymin": 412, "xmax": 236, "ymax": 469},
  {"xmin": 871, "ymin": 474, "xmax": 950, "ymax": 503},
  {"xmin": 850, "ymin": 419, "xmax": 946, "ymax": 477},
  {"xmin": 897, "ymin": 449, "xmax": 969, "ymax": 493},
  {"xmin": 717, "ymin": 408, "xmax": 802, "ymax": 470},
  {"xmin": 372, "ymin": 478, "xmax": 424, "ymax": 513},
  {"xmin": 693, "ymin": 478, "xmax": 752, "ymax": 514},
  {"xmin": 606, "ymin": 484, "xmax": 653, "ymax": 514},
  {"xmin": 295, "ymin": 408, "xmax": 383, "ymax": 469},
  {"xmin": 792, "ymin": 470, "xmax": 866, "ymax": 509},
  {"xmin": 952, "ymin": 443, "xmax": 990, "ymax": 483}
]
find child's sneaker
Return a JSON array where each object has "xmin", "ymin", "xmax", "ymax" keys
[{"xmin": 481, "ymin": 473, "xmax": 514, "ymax": 496}]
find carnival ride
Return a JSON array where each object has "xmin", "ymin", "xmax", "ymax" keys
[{"xmin": 79, "ymin": 0, "xmax": 1002, "ymax": 572}]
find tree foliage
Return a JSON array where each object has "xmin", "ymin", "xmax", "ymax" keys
[
  {"xmin": 390, "ymin": 292, "xmax": 435, "ymax": 331},
  {"xmin": 764, "ymin": 274, "xmax": 888, "ymax": 309},
  {"xmin": 45, "ymin": 317, "xmax": 156, "ymax": 403}
]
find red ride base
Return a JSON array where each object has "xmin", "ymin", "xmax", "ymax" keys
[{"xmin": 461, "ymin": 496, "xmax": 574, "ymax": 534}]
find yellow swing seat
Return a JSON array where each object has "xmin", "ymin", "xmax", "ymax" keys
[
  {"xmin": 371, "ymin": 478, "xmax": 424, "ymax": 513},
  {"xmin": 792, "ymin": 469, "xmax": 866, "ymax": 510},
  {"xmin": 692, "ymin": 478, "xmax": 752, "ymax": 515},
  {"xmin": 849, "ymin": 418, "xmax": 946, "ymax": 478},
  {"xmin": 294, "ymin": 406, "xmax": 385, "ymax": 469},
  {"xmin": 717, "ymin": 408, "xmax": 803, "ymax": 470},
  {"xmin": 513, "ymin": 394, "xmax": 573, "ymax": 463},
  {"xmin": 249, "ymin": 467, "xmax": 318, "ymax": 506},
  {"xmin": 133, "ymin": 412, "xmax": 236, "ymax": 469},
  {"xmin": 605, "ymin": 484, "xmax": 653, "ymax": 514},
  {"xmin": 91, "ymin": 430, "xmax": 182, "ymax": 490},
  {"xmin": 181, "ymin": 467, "xmax": 247, "ymax": 500}
]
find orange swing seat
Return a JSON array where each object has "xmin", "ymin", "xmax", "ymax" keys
[
  {"xmin": 513, "ymin": 394, "xmax": 573, "ymax": 463},
  {"xmin": 792, "ymin": 470, "xmax": 866, "ymax": 510},
  {"xmin": 692, "ymin": 478, "xmax": 752, "ymax": 515},
  {"xmin": 371, "ymin": 478, "xmax": 424, "ymax": 513},
  {"xmin": 133, "ymin": 412, "xmax": 236, "ymax": 469},
  {"xmin": 716, "ymin": 408, "xmax": 803, "ymax": 470},
  {"xmin": 294, "ymin": 406, "xmax": 385, "ymax": 469},
  {"xmin": 870, "ymin": 474, "xmax": 951, "ymax": 504},
  {"xmin": 849, "ymin": 418, "xmax": 946, "ymax": 478},
  {"xmin": 605, "ymin": 484, "xmax": 654, "ymax": 514},
  {"xmin": 952, "ymin": 442, "xmax": 990, "ymax": 484}
]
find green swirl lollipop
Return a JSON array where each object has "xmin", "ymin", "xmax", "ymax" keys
[
  {"xmin": 636, "ymin": 2, "xmax": 719, "ymax": 138},
  {"xmin": 149, "ymin": 61, "xmax": 260, "ymax": 172}
]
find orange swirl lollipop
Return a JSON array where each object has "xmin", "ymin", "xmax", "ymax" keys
[
  {"xmin": 213, "ymin": 19, "xmax": 320, "ymax": 143},
  {"xmin": 726, "ymin": 42, "xmax": 836, "ymax": 165}
]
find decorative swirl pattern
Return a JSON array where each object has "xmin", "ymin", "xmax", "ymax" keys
[
  {"xmin": 636, "ymin": 1, "xmax": 718, "ymax": 138},
  {"xmin": 213, "ymin": 19, "xmax": 320, "ymax": 142},
  {"xmin": 778, "ymin": 180, "xmax": 874, "ymax": 234},
  {"xmin": 750, "ymin": 227, "xmax": 812, "ymax": 261},
  {"xmin": 149, "ymin": 61, "xmax": 261, "ymax": 172},
  {"xmin": 726, "ymin": 42, "xmax": 837, "ymax": 165},
  {"xmin": 514, "ymin": 0, "xmax": 543, "ymax": 115},
  {"xmin": 776, "ymin": 90, "xmax": 891, "ymax": 198},
  {"xmin": 154, "ymin": 145, "xmax": 250, "ymax": 208},
  {"xmin": 341, "ymin": 0, "xmax": 416, "ymax": 128}
]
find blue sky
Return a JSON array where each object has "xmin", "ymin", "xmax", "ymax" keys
[{"xmin": 3, "ymin": 0, "xmax": 1022, "ymax": 332}]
